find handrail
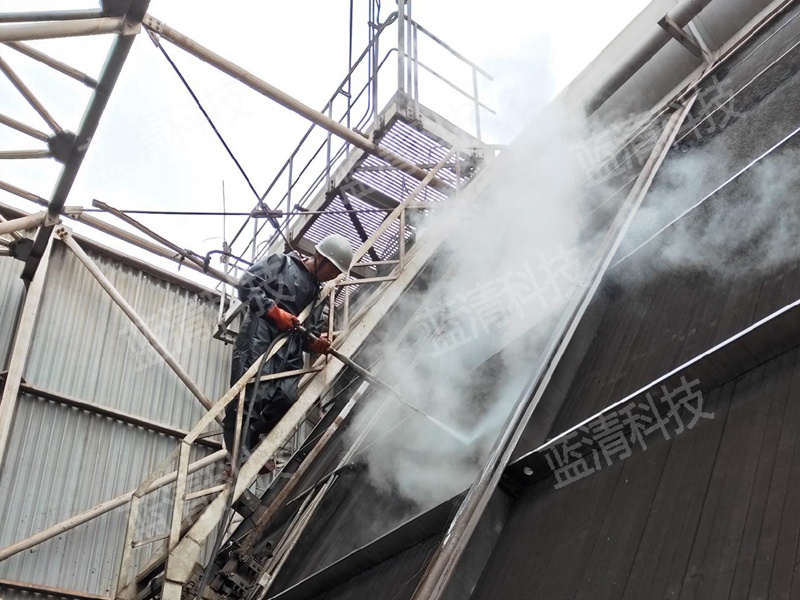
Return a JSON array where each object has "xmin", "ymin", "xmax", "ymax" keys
[
  {"xmin": 226, "ymin": 13, "xmax": 399, "ymax": 251},
  {"xmin": 224, "ymin": 12, "xmax": 492, "ymax": 273},
  {"xmin": 245, "ymin": 47, "xmax": 399, "ymax": 262}
]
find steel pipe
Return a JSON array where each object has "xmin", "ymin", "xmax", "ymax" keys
[
  {"xmin": 0, "ymin": 201, "xmax": 220, "ymax": 294},
  {"xmin": 0, "ymin": 17, "xmax": 124, "ymax": 43},
  {"xmin": 22, "ymin": 24, "xmax": 144, "ymax": 281},
  {"xmin": 0, "ymin": 9, "xmax": 106, "ymax": 23},
  {"xmin": 59, "ymin": 228, "xmax": 215, "ymax": 413},
  {"xmin": 4, "ymin": 41, "xmax": 98, "ymax": 87},
  {"xmin": 0, "ymin": 112, "xmax": 49, "ymax": 141},
  {"xmin": 586, "ymin": 0, "xmax": 714, "ymax": 113},
  {"xmin": 142, "ymin": 14, "xmax": 448, "ymax": 192},
  {"xmin": 0, "ymin": 211, "xmax": 46, "ymax": 236},
  {"xmin": 0, "ymin": 149, "xmax": 50, "ymax": 159},
  {"xmin": 0, "ymin": 214, "xmax": 24, "ymax": 242},
  {"xmin": 0, "ymin": 55, "xmax": 61, "ymax": 133},
  {"xmin": 67, "ymin": 208, "xmax": 233, "ymax": 283},
  {"xmin": 92, "ymin": 200, "xmax": 238, "ymax": 286},
  {"xmin": 0, "ymin": 450, "xmax": 226, "ymax": 562},
  {"xmin": 0, "ymin": 178, "xmax": 46, "ymax": 205}
]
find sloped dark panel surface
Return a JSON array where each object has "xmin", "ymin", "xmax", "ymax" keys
[
  {"xmin": 473, "ymin": 347, "xmax": 800, "ymax": 599},
  {"xmin": 301, "ymin": 535, "xmax": 441, "ymax": 600}
]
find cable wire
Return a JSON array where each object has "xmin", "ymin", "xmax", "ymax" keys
[{"xmin": 146, "ymin": 29, "xmax": 295, "ymax": 252}]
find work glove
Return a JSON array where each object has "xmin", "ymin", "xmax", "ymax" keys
[
  {"xmin": 266, "ymin": 305, "xmax": 299, "ymax": 331},
  {"xmin": 308, "ymin": 334, "xmax": 331, "ymax": 355}
]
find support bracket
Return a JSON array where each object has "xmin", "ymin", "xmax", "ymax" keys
[{"xmin": 659, "ymin": 15, "xmax": 704, "ymax": 59}]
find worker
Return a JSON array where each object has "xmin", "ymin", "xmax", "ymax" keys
[{"xmin": 223, "ymin": 234, "xmax": 353, "ymax": 464}]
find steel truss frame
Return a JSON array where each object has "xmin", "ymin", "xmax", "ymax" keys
[{"xmin": 0, "ymin": 2, "xmax": 481, "ymax": 597}]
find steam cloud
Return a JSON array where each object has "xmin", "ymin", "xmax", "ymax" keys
[
  {"xmin": 618, "ymin": 144, "xmax": 800, "ymax": 276},
  {"xmin": 341, "ymin": 83, "xmax": 800, "ymax": 525},
  {"xmin": 344, "ymin": 105, "xmax": 596, "ymax": 510}
]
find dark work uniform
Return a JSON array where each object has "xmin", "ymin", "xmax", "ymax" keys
[{"xmin": 223, "ymin": 252, "xmax": 325, "ymax": 457}]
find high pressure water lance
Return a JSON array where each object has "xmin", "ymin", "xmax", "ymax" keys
[{"xmin": 295, "ymin": 325, "xmax": 472, "ymax": 445}]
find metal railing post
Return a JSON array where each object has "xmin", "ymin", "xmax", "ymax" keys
[
  {"xmin": 397, "ymin": 0, "xmax": 405, "ymax": 93},
  {"xmin": 472, "ymin": 68, "xmax": 481, "ymax": 141}
]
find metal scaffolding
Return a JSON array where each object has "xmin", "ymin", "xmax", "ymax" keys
[
  {"xmin": 1, "ymin": 0, "xmax": 797, "ymax": 598},
  {"xmin": 0, "ymin": 1, "xmax": 492, "ymax": 598}
]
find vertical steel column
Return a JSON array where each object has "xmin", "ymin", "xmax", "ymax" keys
[
  {"xmin": 399, "ymin": 207, "xmax": 406, "ymax": 267},
  {"xmin": 286, "ymin": 158, "xmax": 293, "ymax": 235},
  {"xmin": 0, "ymin": 231, "xmax": 53, "ymax": 472},
  {"xmin": 326, "ymin": 104, "xmax": 333, "ymax": 189},
  {"xmin": 252, "ymin": 219, "xmax": 257, "ymax": 262},
  {"xmin": 412, "ymin": 22, "xmax": 420, "ymax": 115},
  {"xmin": 371, "ymin": 2, "xmax": 380, "ymax": 123}
]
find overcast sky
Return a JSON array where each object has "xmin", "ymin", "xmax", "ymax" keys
[{"xmin": 0, "ymin": 0, "xmax": 650, "ymax": 289}]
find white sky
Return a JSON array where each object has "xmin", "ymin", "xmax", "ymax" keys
[{"xmin": 0, "ymin": 0, "xmax": 651, "ymax": 289}]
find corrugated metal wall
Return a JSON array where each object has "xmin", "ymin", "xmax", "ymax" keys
[
  {"xmin": 0, "ymin": 256, "xmax": 24, "ymax": 369},
  {"xmin": 0, "ymin": 242, "xmax": 232, "ymax": 596}
]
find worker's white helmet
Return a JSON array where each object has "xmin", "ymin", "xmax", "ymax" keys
[{"xmin": 315, "ymin": 234, "xmax": 353, "ymax": 274}]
